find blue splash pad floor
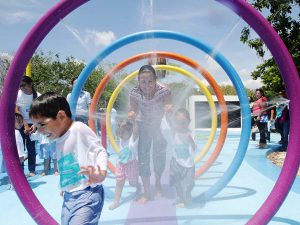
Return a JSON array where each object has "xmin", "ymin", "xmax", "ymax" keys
[{"xmin": 0, "ymin": 131, "xmax": 300, "ymax": 225}]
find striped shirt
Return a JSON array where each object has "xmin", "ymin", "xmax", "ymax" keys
[{"xmin": 130, "ymin": 83, "xmax": 171, "ymax": 126}]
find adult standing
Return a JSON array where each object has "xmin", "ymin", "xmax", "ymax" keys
[
  {"xmin": 67, "ymin": 78, "xmax": 91, "ymax": 125},
  {"xmin": 16, "ymin": 76, "xmax": 40, "ymax": 176},
  {"xmin": 128, "ymin": 65, "xmax": 172, "ymax": 203},
  {"xmin": 276, "ymin": 90, "xmax": 290, "ymax": 151},
  {"xmin": 252, "ymin": 88, "xmax": 268, "ymax": 149}
]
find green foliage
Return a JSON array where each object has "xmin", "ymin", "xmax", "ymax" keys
[
  {"xmin": 0, "ymin": 55, "xmax": 11, "ymax": 95},
  {"xmin": 240, "ymin": 0, "xmax": 300, "ymax": 96},
  {"xmin": 200, "ymin": 84, "xmax": 254, "ymax": 97},
  {"xmin": 30, "ymin": 51, "xmax": 118, "ymax": 109}
]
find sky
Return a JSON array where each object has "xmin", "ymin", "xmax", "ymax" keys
[{"xmin": 0, "ymin": 0, "xmax": 268, "ymax": 89}]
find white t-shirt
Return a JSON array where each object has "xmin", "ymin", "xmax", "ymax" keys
[
  {"xmin": 67, "ymin": 91, "xmax": 91, "ymax": 116},
  {"xmin": 15, "ymin": 129, "xmax": 26, "ymax": 157},
  {"xmin": 16, "ymin": 90, "xmax": 40, "ymax": 124},
  {"xmin": 172, "ymin": 132, "xmax": 195, "ymax": 168},
  {"xmin": 55, "ymin": 121, "xmax": 107, "ymax": 192},
  {"xmin": 118, "ymin": 135, "xmax": 138, "ymax": 164},
  {"xmin": 160, "ymin": 117, "xmax": 195, "ymax": 168}
]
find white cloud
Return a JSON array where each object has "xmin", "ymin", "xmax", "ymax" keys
[
  {"xmin": 242, "ymin": 79, "xmax": 263, "ymax": 90},
  {"xmin": 238, "ymin": 68, "xmax": 263, "ymax": 89},
  {"xmin": 84, "ymin": 30, "xmax": 116, "ymax": 48},
  {"xmin": 239, "ymin": 68, "xmax": 250, "ymax": 77},
  {"xmin": 60, "ymin": 21, "xmax": 116, "ymax": 51},
  {"xmin": 0, "ymin": 10, "xmax": 36, "ymax": 24}
]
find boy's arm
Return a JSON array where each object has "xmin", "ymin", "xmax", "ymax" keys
[
  {"xmin": 79, "ymin": 146, "xmax": 108, "ymax": 185},
  {"xmin": 77, "ymin": 125, "xmax": 108, "ymax": 185}
]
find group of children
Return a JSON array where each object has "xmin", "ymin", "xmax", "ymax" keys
[
  {"xmin": 109, "ymin": 106, "xmax": 195, "ymax": 210},
  {"xmin": 5, "ymin": 64, "xmax": 196, "ymax": 225},
  {"xmin": 109, "ymin": 65, "xmax": 196, "ymax": 209},
  {"xmin": 13, "ymin": 112, "xmax": 58, "ymax": 177}
]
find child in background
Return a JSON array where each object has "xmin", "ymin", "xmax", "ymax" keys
[
  {"xmin": 30, "ymin": 131, "xmax": 58, "ymax": 176},
  {"xmin": 8, "ymin": 113, "xmax": 27, "ymax": 189},
  {"xmin": 15, "ymin": 113, "xmax": 27, "ymax": 171},
  {"xmin": 109, "ymin": 119, "xmax": 141, "ymax": 210},
  {"xmin": 168, "ymin": 108, "xmax": 196, "ymax": 208},
  {"xmin": 29, "ymin": 92, "xmax": 107, "ymax": 225}
]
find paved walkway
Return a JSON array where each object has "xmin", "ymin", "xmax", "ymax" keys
[{"xmin": 0, "ymin": 131, "xmax": 299, "ymax": 225}]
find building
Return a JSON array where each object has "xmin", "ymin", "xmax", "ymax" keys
[{"xmin": 187, "ymin": 95, "xmax": 241, "ymax": 130}]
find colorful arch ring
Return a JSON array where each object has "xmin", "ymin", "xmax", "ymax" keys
[
  {"xmin": 71, "ymin": 29, "xmax": 251, "ymax": 204},
  {"xmin": 89, "ymin": 51, "xmax": 228, "ymax": 177},
  {"xmin": 0, "ymin": 1, "xmax": 298, "ymax": 225},
  {"xmin": 106, "ymin": 64, "xmax": 218, "ymax": 165}
]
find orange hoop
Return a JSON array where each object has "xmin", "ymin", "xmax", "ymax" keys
[{"xmin": 89, "ymin": 51, "xmax": 228, "ymax": 177}]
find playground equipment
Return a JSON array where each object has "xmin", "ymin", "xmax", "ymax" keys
[{"xmin": 0, "ymin": 1, "xmax": 299, "ymax": 225}]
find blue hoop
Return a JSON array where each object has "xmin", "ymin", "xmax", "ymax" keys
[{"xmin": 69, "ymin": 30, "xmax": 251, "ymax": 201}]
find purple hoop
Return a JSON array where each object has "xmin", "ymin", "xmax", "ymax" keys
[
  {"xmin": 0, "ymin": 1, "xmax": 89, "ymax": 224},
  {"xmin": 0, "ymin": 0, "xmax": 299, "ymax": 224},
  {"xmin": 216, "ymin": 1, "xmax": 300, "ymax": 224}
]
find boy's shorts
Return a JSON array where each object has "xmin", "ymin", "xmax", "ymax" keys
[
  {"xmin": 116, "ymin": 160, "xmax": 139, "ymax": 186},
  {"xmin": 61, "ymin": 185, "xmax": 104, "ymax": 225}
]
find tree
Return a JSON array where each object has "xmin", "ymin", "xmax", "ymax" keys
[
  {"xmin": 30, "ymin": 51, "xmax": 118, "ymax": 109},
  {"xmin": 240, "ymin": 0, "xmax": 300, "ymax": 97},
  {"xmin": 199, "ymin": 84, "xmax": 254, "ymax": 97},
  {"xmin": 0, "ymin": 54, "xmax": 12, "ymax": 96}
]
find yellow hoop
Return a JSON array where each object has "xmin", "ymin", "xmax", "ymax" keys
[{"xmin": 106, "ymin": 64, "xmax": 217, "ymax": 163}]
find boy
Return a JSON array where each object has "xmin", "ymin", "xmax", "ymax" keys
[{"xmin": 29, "ymin": 92, "xmax": 107, "ymax": 225}]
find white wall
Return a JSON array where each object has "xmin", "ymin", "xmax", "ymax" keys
[{"xmin": 187, "ymin": 95, "xmax": 240, "ymax": 130}]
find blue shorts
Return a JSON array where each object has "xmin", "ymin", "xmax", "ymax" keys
[
  {"xmin": 39, "ymin": 142, "xmax": 56, "ymax": 159},
  {"xmin": 61, "ymin": 185, "xmax": 104, "ymax": 225}
]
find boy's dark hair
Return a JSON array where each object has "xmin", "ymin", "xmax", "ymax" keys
[
  {"xmin": 175, "ymin": 108, "xmax": 191, "ymax": 122},
  {"xmin": 29, "ymin": 92, "xmax": 72, "ymax": 119},
  {"xmin": 15, "ymin": 112, "xmax": 23, "ymax": 122},
  {"xmin": 138, "ymin": 65, "xmax": 157, "ymax": 80}
]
